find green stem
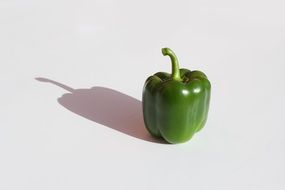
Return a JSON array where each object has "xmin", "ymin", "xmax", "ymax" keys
[{"xmin": 161, "ymin": 48, "xmax": 181, "ymax": 81}]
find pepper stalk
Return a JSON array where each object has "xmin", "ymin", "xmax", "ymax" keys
[{"xmin": 162, "ymin": 48, "xmax": 182, "ymax": 81}]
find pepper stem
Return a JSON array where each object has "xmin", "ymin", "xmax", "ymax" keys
[{"xmin": 162, "ymin": 48, "xmax": 181, "ymax": 81}]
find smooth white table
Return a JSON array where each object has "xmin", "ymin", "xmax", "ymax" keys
[{"xmin": 1, "ymin": 0, "xmax": 285, "ymax": 189}]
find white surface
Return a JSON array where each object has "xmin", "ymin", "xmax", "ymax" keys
[{"xmin": 1, "ymin": 0, "xmax": 285, "ymax": 189}]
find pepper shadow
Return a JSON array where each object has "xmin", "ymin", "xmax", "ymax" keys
[{"xmin": 36, "ymin": 77, "xmax": 166, "ymax": 143}]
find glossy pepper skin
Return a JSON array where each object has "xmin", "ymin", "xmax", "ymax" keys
[{"xmin": 142, "ymin": 48, "xmax": 211, "ymax": 143}]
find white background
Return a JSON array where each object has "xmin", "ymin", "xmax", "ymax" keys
[{"xmin": 1, "ymin": 0, "xmax": 285, "ymax": 189}]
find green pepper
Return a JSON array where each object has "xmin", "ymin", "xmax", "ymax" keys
[{"xmin": 142, "ymin": 48, "xmax": 211, "ymax": 143}]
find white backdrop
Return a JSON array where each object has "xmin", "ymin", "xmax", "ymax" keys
[{"xmin": 1, "ymin": 0, "xmax": 285, "ymax": 189}]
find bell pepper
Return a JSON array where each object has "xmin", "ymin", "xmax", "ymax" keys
[{"xmin": 142, "ymin": 48, "xmax": 211, "ymax": 143}]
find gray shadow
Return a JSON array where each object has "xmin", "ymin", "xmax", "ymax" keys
[{"xmin": 36, "ymin": 77, "xmax": 166, "ymax": 143}]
